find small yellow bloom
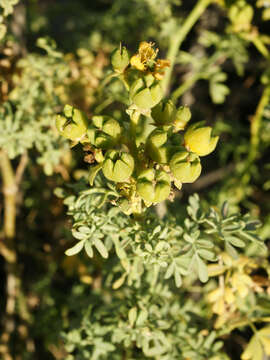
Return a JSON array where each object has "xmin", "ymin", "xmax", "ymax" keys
[{"xmin": 130, "ymin": 42, "xmax": 169, "ymax": 79}]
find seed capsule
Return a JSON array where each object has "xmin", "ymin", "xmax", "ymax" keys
[
  {"xmin": 87, "ymin": 115, "xmax": 121, "ymax": 149},
  {"xmin": 146, "ymin": 129, "xmax": 171, "ymax": 164},
  {"xmin": 129, "ymin": 75, "xmax": 163, "ymax": 110},
  {"xmin": 170, "ymin": 151, "xmax": 202, "ymax": 183},
  {"xmin": 184, "ymin": 123, "xmax": 219, "ymax": 156},
  {"xmin": 151, "ymin": 100, "xmax": 176, "ymax": 126},
  {"xmin": 174, "ymin": 106, "xmax": 191, "ymax": 131},
  {"xmin": 136, "ymin": 169, "xmax": 171, "ymax": 203},
  {"xmin": 111, "ymin": 46, "xmax": 130, "ymax": 73},
  {"xmin": 56, "ymin": 105, "xmax": 88, "ymax": 141},
  {"xmin": 102, "ymin": 150, "xmax": 134, "ymax": 183}
]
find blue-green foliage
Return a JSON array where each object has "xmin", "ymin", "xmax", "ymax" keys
[{"xmin": 0, "ymin": 38, "xmax": 69, "ymax": 174}]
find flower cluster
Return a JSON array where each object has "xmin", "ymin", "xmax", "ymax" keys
[{"xmin": 56, "ymin": 42, "xmax": 219, "ymax": 214}]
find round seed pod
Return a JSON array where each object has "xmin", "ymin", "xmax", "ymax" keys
[
  {"xmin": 170, "ymin": 151, "xmax": 202, "ymax": 183},
  {"xmin": 184, "ymin": 123, "xmax": 219, "ymax": 156},
  {"xmin": 102, "ymin": 150, "xmax": 134, "ymax": 183}
]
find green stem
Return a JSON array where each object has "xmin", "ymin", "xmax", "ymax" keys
[
  {"xmin": 251, "ymin": 37, "xmax": 269, "ymax": 60},
  {"xmin": 162, "ymin": 0, "xmax": 212, "ymax": 94},
  {"xmin": 249, "ymin": 321, "xmax": 258, "ymax": 335},
  {"xmin": 0, "ymin": 150, "xmax": 17, "ymax": 359},
  {"xmin": 172, "ymin": 74, "xmax": 201, "ymax": 102},
  {"xmin": 0, "ymin": 151, "xmax": 17, "ymax": 240},
  {"xmin": 248, "ymin": 85, "xmax": 270, "ymax": 163}
]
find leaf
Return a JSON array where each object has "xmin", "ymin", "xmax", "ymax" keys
[
  {"xmin": 128, "ymin": 307, "xmax": 137, "ymax": 327},
  {"xmin": 94, "ymin": 238, "xmax": 108, "ymax": 258},
  {"xmin": 85, "ymin": 241, "xmax": 94, "ymax": 258},
  {"xmin": 196, "ymin": 239, "xmax": 214, "ymax": 248},
  {"xmin": 136, "ymin": 309, "xmax": 148, "ymax": 326},
  {"xmin": 241, "ymin": 335, "xmax": 263, "ymax": 360},
  {"xmin": 208, "ymin": 264, "xmax": 226, "ymax": 277},
  {"xmin": 112, "ymin": 274, "xmax": 126, "ymax": 289},
  {"xmin": 245, "ymin": 220, "xmax": 261, "ymax": 231},
  {"xmin": 196, "ymin": 256, "xmax": 209, "ymax": 283},
  {"xmin": 115, "ymin": 245, "xmax": 127, "ymax": 259},
  {"xmin": 221, "ymin": 201, "xmax": 229, "ymax": 218},
  {"xmin": 210, "ymin": 82, "xmax": 230, "ymax": 104},
  {"xmin": 174, "ymin": 269, "xmax": 182, "ymax": 288},
  {"xmin": 89, "ymin": 164, "xmax": 103, "ymax": 186},
  {"xmin": 225, "ymin": 241, "xmax": 239, "ymax": 259},
  {"xmin": 164, "ymin": 262, "xmax": 174, "ymax": 279},
  {"xmin": 198, "ymin": 249, "xmax": 216, "ymax": 261},
  {"xmin": 65, "ymin": 240, "xmax": 85, "ymax": 256},
  {"xmin": 226, "ymin": 236, "xmax": 245, "ymax": 248},
  {"xmin": 153, "ymin": 225, "xmax": 161, "ymax": 235}
]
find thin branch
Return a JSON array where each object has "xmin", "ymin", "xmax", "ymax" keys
[
  {"xmin": 162, "ymin": 0, "xmax": 213, "ymax": 94},
  {"xmin": 15, "ymin": 152, "xmax": 28, "ymax": 186}
]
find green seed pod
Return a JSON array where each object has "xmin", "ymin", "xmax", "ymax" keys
[
  {"xmin": 137, "ymin": 169, "xmax": 170, "ymax": 203},
  {"xmin": 146, "ymin": 129, "xmax": 171, "ymax": 164},
  {"xmin": 130, "ymin": 75, "xmax": 163, "ymax": 110},
  {"xmin": 154, "ymin": 171, "xmax": 171, "ymax": 203},
  {"xmin": 56, "ymin": 105, "xmax": 88, "ymax": 141},
  {"xmin": 87, "ymin": 115, "xmax": 121, "ymax": 149},
  {"xmin": 151, "ymin": 100, "xmax": 176, "ymax": 126},
  {"xmin": 184, "ymin": 123, "xmax": 219, "ymax": 156},
  {"xmin": 102, "ymin": 150, "xmax": 134, "ymax": 183},
  {"xmin": 137, "ymin": 169, "xmax": 156, "ymax": 203},
  {"xmin": 111, "ymin": 46, "xmax": 130, "ymax": 73},
  {"xmin": 170, "ymin": 151, "xmax": 202, "ymax": 183},
  {"xmin": 174, "ymin": 106, "xmax": 191, "ymax": 131}
]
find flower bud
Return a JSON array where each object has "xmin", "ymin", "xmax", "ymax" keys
[
  {"xmin": 87, "ymin": 115, "xmax": 121, "ymax": 149},
  {"xmin": 174, "ymin": 106, "xmax": 191, "ymax": 131},
  {"xmin": 184, "ymin": 123, "xmax": 219, "ymax": 156},
  {"xmin": 151, "ymin": 100, "xmax": 176, "ymax": 126},
  {"xmin": 170, "ymin": 151, "xmax": 202, "ymax": 183},
  {"xmin": 111, "ymin": 46, "xmax": 130, "ymax": 73},
  {"xmin": 129, "ymin": 75, "xmax": 163, "ymax": 110},
  {"xmin": 146, "ymin": 129, "xmax": 170, "ymax": 164},
  {"xmin": 56, "ymin": 105, "xmax": 88, "ymax": 141},
  {"xmin": 102, "ymin": 150, "xmax": 134, "ymax": 183},
  {"xmin": 136, "ymin": 169, "xmax": 170, "ymax": 203}
]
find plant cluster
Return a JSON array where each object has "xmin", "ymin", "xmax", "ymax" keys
[{"xmin": 57, "ymin": 42, "xmax": 219, "ymax": 215}]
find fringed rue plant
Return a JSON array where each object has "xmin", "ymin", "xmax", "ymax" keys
[{"xmin": 55, "ymin": 42, "xmax": 268, "ymax": 360}]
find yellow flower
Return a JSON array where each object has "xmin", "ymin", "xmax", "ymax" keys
[
  {"xmin": 130, "ymin": 41, "xmax": 157, "ymax": 71},
  {"xmin": 130, "ymin": 42, "xmax": 170, "ymax": 79}
]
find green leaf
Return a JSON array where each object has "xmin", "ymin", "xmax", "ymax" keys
[
  {"xmin": 196, "ymin": 256, "xmax": 208, "ymax": 283},
  {"xmin": 225, "ymin": 241, "xmax": 238, "ymax": 259},
  {"xmin": 136, "ymin": 309, "xmax": 148, "ymax": 326},
  {"xmin": 89, "ymin": 164, "xmax": 103, "ymax": 186},
  {"xmin": 128, "ymin": 307, "xmax": 137, "ymax": 327},
  {"xmin": 85, "ymin": 241, "xmax": 94, "ymax": 258},
  {"xmin": 241, "ymin": 335, "xmax": 263, "ymax": 360},
  {"xmin": 65, "ymin": 240, "xmax": 85, "ymax": 256},
  {"xmin": 210, "ymin": 82, "xmax": 230, "ymax": 104},
  {"xmin": 226, "ymin": 236, "xmax": 245, "ymax": 248},
  {"xmin": 198, "ymin": 249, "xmax": 216, "ymax": 261},
  {"xmin": 174, "ymin": 269, "xmax": 182, "ymax": 287},
  {"xmin": 164, "ymin": 262, "xmax": 174, "ymax": 279},
  {"xmin": 94, "ymin": 238, "xmax": 108, "ymax": 258}
]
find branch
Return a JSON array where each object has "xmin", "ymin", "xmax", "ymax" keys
[{"xmin": 162, "ymin": 0, "xmax": 213, "ymax": 94}]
